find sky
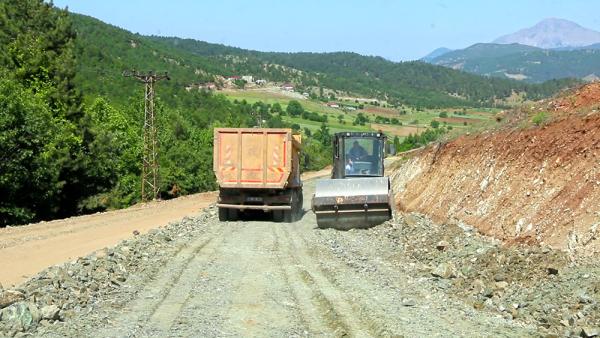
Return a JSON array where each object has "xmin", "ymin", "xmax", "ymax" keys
[{"xmin": 52, "ymin": 0, "xmax": 600, "ymax": 61}]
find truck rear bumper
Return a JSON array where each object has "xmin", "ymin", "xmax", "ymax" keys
[
  {"xmin": 217, "ymin": 203, "xmax": 292, "ymax": 211},
  {"xmin": 217, "ymin": 187, "xmax": 296, "ymax": 212}
]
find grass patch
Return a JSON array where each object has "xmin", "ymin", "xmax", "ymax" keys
[{"xmin": 532, "ymin": 111, "xmax": 549, "ymax": 126}]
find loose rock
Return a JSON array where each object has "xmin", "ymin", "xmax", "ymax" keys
[
  {"xmin": 432, "ymin": 263, "xmax": 455, "ymax": 279},
  {"xmin": 1, "ymin": 302, "xmax": 38, "ymax": 331},
  {"xmin": 401, "ymin": 298, "xmax": 416, "ymax": 307},
  {"xmin": 0, "ymin": 290, "xmax": 25, "ymax": 309},
  {"xmin": 436, "ymin": 240, "xmax": 449, "ymax": 251},
  {"xmin": 581, "ymin": 327, "xmax": 600, "ymax": 337},
  {"xmin": 41, "ymin": 305, "xmax": 60, "ymax": 321}
]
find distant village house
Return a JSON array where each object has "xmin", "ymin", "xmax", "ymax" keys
[
  {"xmin": 201, "ymin": 82, "xmax": 217, "ymax": 90},
  {"xmin": 185, "ymin": 82, "xmax": 218, "ymax": 92},
  {"xmin": 281, "ymin": 83, "xmax": 294, "ymax": 91}
]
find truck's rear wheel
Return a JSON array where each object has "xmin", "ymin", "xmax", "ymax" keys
[
  {"xmin": 218, "ymin": 207, "xmax": 228, "ymax": 221},
  {"xmin": 228, "ymin": 208, "xmax": 239, "ymax": 221},
  {"xmin": 284, "ymin": 188, "xmax": 302, "ymax": 223},
  {"xmin": 295, "ymin": 188, "xmax": 304, "ymax": 220},
  {"xmin": 283, "ymin": 209, "xmax": 293, "ymax": 223},
  {"xmin": 273, "ymin": 210, "xmax": 284, "ymax": 222},
  {"xmin": 219, "ymin": 208, "xmax": 239, "ymax": 222}
]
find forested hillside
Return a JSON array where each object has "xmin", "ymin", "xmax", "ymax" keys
[
  {"xmin": 248, "ymin": 51, "xmax": 575, "ymax": 106},
  {"xmin": 71, "ymin": 14, "xmax": 577, "ymax": 109}
]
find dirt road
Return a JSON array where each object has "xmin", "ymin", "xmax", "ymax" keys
[
  {"xmin": 29, "ymin": 179, "xmax": 534, "ymax": 337},
  {"xmin": 0, "ymin": 169, "xmax": 331, "ymax": 288},
  {"xmin": 0, "ymin": 192, "xmax": 216, "ymax": 287}
]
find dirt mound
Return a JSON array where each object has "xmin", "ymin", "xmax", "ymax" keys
[
  {"xmin": 367, "ymin": 213, "xmax": 600, "ymax": 336},
  {"xmin": 550, "ymin": 82, "xmax": 600, "ymax": 114},
  {"xmin": 391, "ymin": 111, "xmax": 600, "ymax": 254}
]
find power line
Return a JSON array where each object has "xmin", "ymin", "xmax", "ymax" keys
[{"xmin": 123, "ymin": 70, "xmax": 170, "ymax": 202}]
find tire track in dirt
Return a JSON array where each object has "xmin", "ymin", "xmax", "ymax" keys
[
  {"xmin": 289, "ymin": 225, "xmax": 399, "ymax": 336},
  {"xmin": 97, "ymin": 222, "xmax": 230, "ymax": 336},
  {"xmin": 273, "ymin": 225, "xmax": 344, "ymax": 336},
  {"xmin": 276, "ymin": 224, "xmax": 377, "ymax": 337},
  {"xmin": 146, "ymin": 229, "xmax": 230, "ymax": 332},
  {"xmin": 291, "ymin": 220, "xmax": 536, "ymax": 337},
  {"xmin": 226, "ymin": 225, "xmax": 292, "ymax": 335}
]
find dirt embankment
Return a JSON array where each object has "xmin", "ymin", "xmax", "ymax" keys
[
  {"xmin": 550, "ymin": 83, "xmax": 600, "ymax": 114},
  {"xmin": 391, "ymin": 84, "xmax": 600, "ymax": 254}
]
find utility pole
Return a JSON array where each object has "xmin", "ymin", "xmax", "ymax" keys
[{"xmin": 123, "ymin": 70, "xmax": 170, "ymax": 202}]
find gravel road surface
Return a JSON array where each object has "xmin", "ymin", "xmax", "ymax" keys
[{"xmin": 11, "ymin": 179, "xmax": 535, "ymax": 337}]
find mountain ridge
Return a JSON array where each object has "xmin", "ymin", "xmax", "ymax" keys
[
  {"xmin": 493, "ymin": 18, "xmax": 600, "ymax": 49},
  {"xmin": 70, "ymin": 13, "xmax": 577, "ymax": 108},
  {"xmin": 420, "ymin": 47, "xmax": 453, "ymax": 62},
  {"xmin": 427, "ymin": 42, "xmax": 600, "ymax": 83},
  {"xmin": 422, "ymin": 18, "xmax": 600, "ymax": 83}
]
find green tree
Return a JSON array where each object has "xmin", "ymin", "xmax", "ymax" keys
[
  {"xmin": 313, "ymin": 123, "xmax": 331, "ymax": 146},
  {"xmin": 393, "ymin": 136, "xmax": 401, "ymax": 153},
  {"xmin": 430, "ymin": 120, "xmax": 440, "ymax": 129},
  {"xmin": 300, "ymin": 138, "xmax": 331, "ymax": 171},
  {"xmin": 353, "ymin": 113, "xmax": 369, "ymax": 126},
  {"xmin": 271, "ymin": 102, "xmax": 282, "ymax": 114},
  {"xmin": 286, "ymin": 100, "xmax": 304, "ymax": 117},
  {"xmin": 0, "ymin": 0, "xmax": 81, "ymax": 119},
  {"xmin": 233, "ymin": 79, "xmax": 246, "ymax": 89},
  {"xmin": 267, "ymin": 115, "xmax": 286, "ymax": 128},
  {"xmin": 0, "ymin": 79, "xmax": 78, "ymax": 225},
  {"xmin": 0, "ymin": 1, "xmax": 108, "ymax": 223},
  {"xmin": 78, "ymin": 98, "xmax": 141, "ymax": 210}
]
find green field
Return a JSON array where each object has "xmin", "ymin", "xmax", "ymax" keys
[
  {"xmin": 221, "ymin": 90, "xmax": 340, "ymax": 115},
  {"xmin": 220, "ymin": 89, "xmax": 499, "ymax": 138}
]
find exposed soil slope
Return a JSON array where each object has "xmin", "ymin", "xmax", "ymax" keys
[
  {"xmin": 551, "ymin": 83, "xmax": 600, "ymax": 114},
  {"xmin": 391, "ymin": 84, "xmax": 600, "ymax": 254}
]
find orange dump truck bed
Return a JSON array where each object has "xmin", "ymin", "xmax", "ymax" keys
[
  {"xmin": 213, "ymin": 128, "xmax": 301, "ymax": 189},
  {"xmin": 213, "ymin": 128, "xmax": 303, "ymax": 222}
]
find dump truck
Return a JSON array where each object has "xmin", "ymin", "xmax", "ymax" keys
[
  {"xmin": 213, "ymin": 128, "xmax": 303, "ymax": 222},
  {"xmin": 311, "ymin": 131, "xmax": 393, "ymax": 229}
]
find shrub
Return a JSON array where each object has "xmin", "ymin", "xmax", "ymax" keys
[
  {"xmin": 532, "ymin": 112, "xmax": 548, "ymax": 126},
  {"xmin": 286, "ymin": 100, "xmax": 304, "ymax": 117}
]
